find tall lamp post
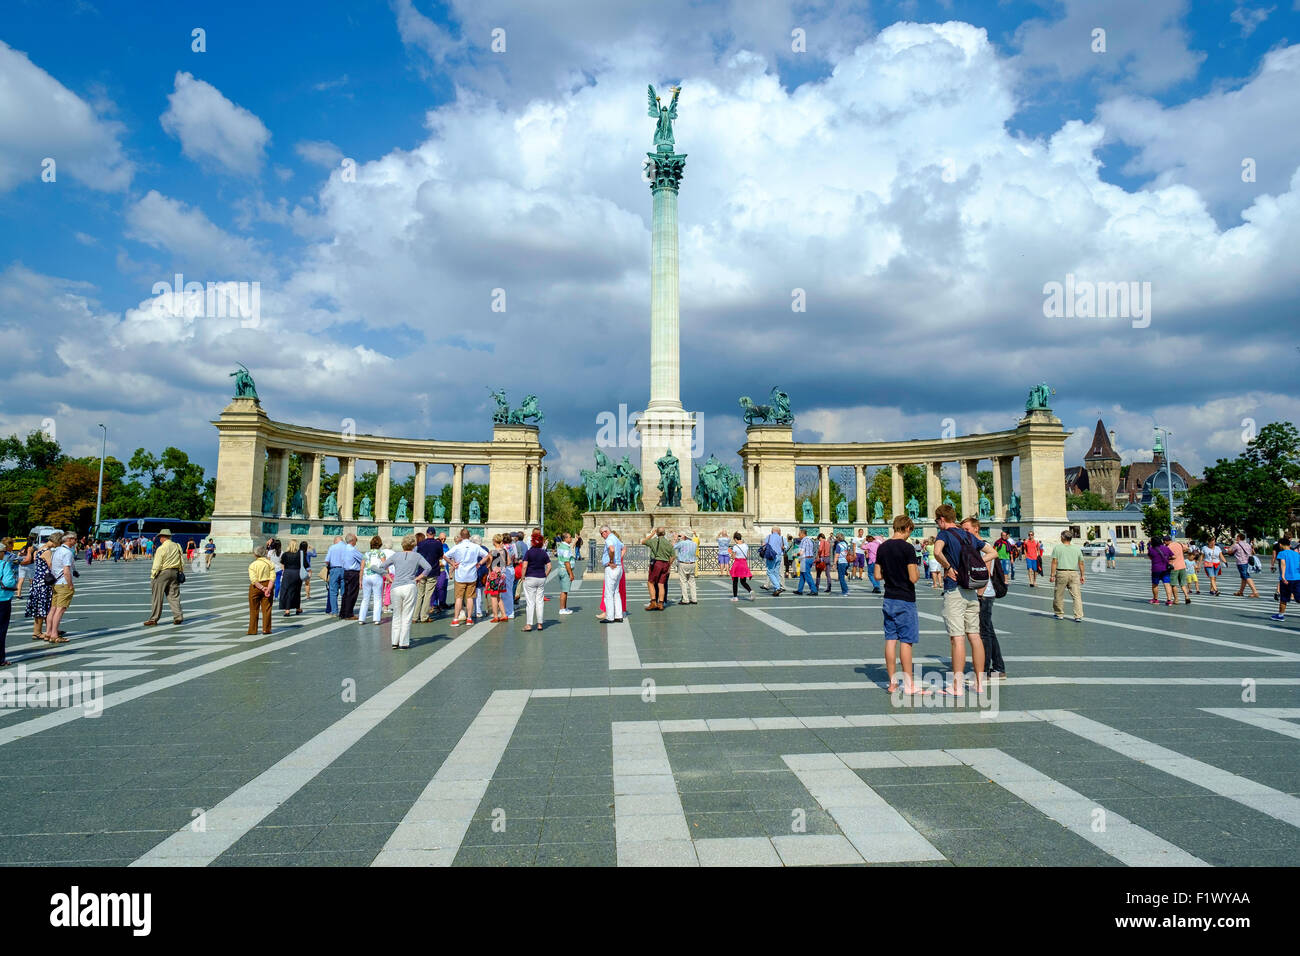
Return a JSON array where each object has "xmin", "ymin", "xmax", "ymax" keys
[
  {"xmin": 93, "ymin": 423, "xmax": 107, "ymax": 539},
  {"xmin": 1154, "ymin": 425, "xmax": 1175, "ymax": 537}
]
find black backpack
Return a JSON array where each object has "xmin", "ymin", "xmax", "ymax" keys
[{"xmin": 949, "ymin": 529, "xmax": 990, "ymax": 590}]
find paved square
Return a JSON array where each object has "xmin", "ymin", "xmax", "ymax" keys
[{"xmin": 2, "ymin": 557, "xmax": 1298, "ymax": 866}]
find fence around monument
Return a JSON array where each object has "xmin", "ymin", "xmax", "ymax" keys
[{"xmin": 586, "ymin": 542, "xmax": 727, "ymax": 574}]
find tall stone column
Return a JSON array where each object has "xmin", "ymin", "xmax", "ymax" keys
[
  {"xmin": 819, "ymin": 465, "xmax": 830, "ymax": 526},
  {"xmin": 270, "ymin": 449, "xmax": 290, "ymax": 517},
  {"xmin": 999, "ymin": 456, "xmax": 1015, "ymax": 521},
  {"xmin": 960, "ymin": 459, "xmax": 978, "ymax": 518},
  {"xmin": 890, "ymin": 463, "xmax": 904, "ymax": 519},
  {"xmin": 339, "ymin": 457, "xmax": 355, "ymax": 522},
  {"xmin": 376, "ymin": 459, "xmax": 391, "ymax": 524},
  {"xmin": 451, "ymin": 464, "xmax": 464, "ymax": 525},
  {"xmin": 304, "ymin": 453, "xmax": 322, "ymax": 521},
  {"xmin": 856, "ymin": 465, "xmax": 867, "ymax": 525},
  {"xmin": 991, "ymin": 455, "xmax": 1005, "ymax": 522},
  {"xmin": 413, "ymin": 462, "xmax": 427, "ymax": 524},
  {"xmin": 532, "ymin": 464, "xmax": 543, "ymax": 527},
  {"xmin": 637, "ymin": 145, "xmax": 695, "ymax": 510},
  {"xmin": 926, "ymin": 461, "xmax": 943, "ymax": 516}
]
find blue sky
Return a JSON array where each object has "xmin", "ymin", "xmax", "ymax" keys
[{"xmin": 2, "ymin": 0, "xmax": 1299, "ymax": 489}]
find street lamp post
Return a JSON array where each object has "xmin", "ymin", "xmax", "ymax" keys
[
  {"xmin": 1154, "ymin": 425, "xmax": 1175, "ymax": 536},
  {"xmin": 93, "ymin": 424, "xmax": 107, "ymax": 539}
]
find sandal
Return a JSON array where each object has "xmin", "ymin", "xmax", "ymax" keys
[{"xmin": 47, "ymin": 635, "xmax": 69, "ymax": 644}]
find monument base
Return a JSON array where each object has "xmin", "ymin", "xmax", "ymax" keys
[{"xmin": 580, "ymin": 509, "xmax": 755, "ymax": 576}]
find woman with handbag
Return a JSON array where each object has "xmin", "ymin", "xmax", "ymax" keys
[
  {"xmin": 279, "ymin": 539, "xmax": 304, "ymax": 616},
  {"xmin": 486, "ymin": 535, "xmax": 510, "ymax": 623},
  {"xmin": 729, "ymin": 531, "xmax": 754, "ymax": 602},
  {"xmin": 21, "ymin": 540, "xmax": 55, "ymax": 641}
]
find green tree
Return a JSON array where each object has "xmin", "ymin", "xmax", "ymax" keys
[
  {"xmin": 29, "ymin": 459, "xmax": 100, "ymax": 533},
  {"xmin": 129, "ymin": 447, "xmax": 210, "ymax": 519},
  {"xmin": 1181, "ymin": 421, "xmax": 1299, "ymax": 541},
  {"xmin": 1068, "ymin": 491, "xmax": 1114, "ymax": 511},
  {"xmin": 1142, "ymin": 492, "xmax": 1171, "ymax": 541},
  {"xmin": 543, "ymin": 481, "xmax": 582, "ymax": 538},
  {"xmin": 0, "ymin": 429, "xmax": 65, "ymax": 535}
]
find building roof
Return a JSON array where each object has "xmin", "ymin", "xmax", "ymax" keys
[{"xmin": 1084, "ymin": 419, "xmax": 1119, "ymax": 461}]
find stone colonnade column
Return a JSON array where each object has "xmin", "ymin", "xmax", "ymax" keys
[
  {"xmin": 856, "ymin": 465, "xmax": 867, "ymax": 525},
  {"xmin": 376, "ymin": 459, "xmax": 391, "ymax": 523},
  {"xmin": 413, "ymin": 463, "xmax": 427, "ymax": 524},
  {"xmin": 960, "ymin": 459, "xmax": 978, "ymax": 518},
  {"xmin": 451, "ymin": 464, "xmax": 464, "ymax": 525},
  {"xmin": 991, "ymin": 455, "xmax": 1005, "ymax": 521},
  {"xmin": 890, "ymin": 464, "xmax": 904, "ymax": 518},
  {"xmin": 819, "ymin": 465, "xmax": 830, "ymax": 525},
  {"xmin": 305, "ymin": 453, "xmax": 322, "ymax": 520},
  {"xmin": 999, "ymin": 456, "xmax": 1015, "ymax": 521},
  {"xmin": 340, "ymin": 457, "xmax": 355, "ymax": 522},
  {"xmin": 926, "ymin": 462, "xmax": 943, "ymax": 516}
]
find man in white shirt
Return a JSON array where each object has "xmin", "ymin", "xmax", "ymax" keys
[
  {"xmin": 45, "ymin": 532, "xmax": 76, "ymax": 643},
  {"xmin": 446, "ymin": 529, "xmax": 488, "ymax": 626},
  {"xmin": 600, "ymin": 525, "xmax": 624, "ymax": 622}
]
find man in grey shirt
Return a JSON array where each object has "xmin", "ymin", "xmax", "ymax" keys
[{"xmin": 673, "ymin": 532, "xmax": 698, "ymax": 605}]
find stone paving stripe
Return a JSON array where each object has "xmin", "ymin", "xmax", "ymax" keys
[
  {"xmin": 1200, "ymin": 707, "xmax": 1300, "ymax": 740},
  {"xmin": 0, "ymin": 615, "xmax": 352, "ymax": 748},
  {"xmin": 606, "ymin": 620, "xmax": 642, "ymax": 670},
  {"xmin": 783, "ymin": 754, "xmax": 945, "ymax": 863},
  {"xmin": 612, "ymin": 719, "xmax": 695, "ymax": 866},
  {"xmin": 372, "ymin": 688, "xmax": 531, "ymax": 866},
  {"xmin": 130, "ymin": 619, "xmax": 499, "ymax": 866},
  {"xmin": 738, "ymin": 606, "xmax": 807, "ymax": 635},
  {"xmin": 948, "ymin": 748, "xmax": 1208, "ymax": 867},
  {"xmin": 693, "ymin": 836, "xmax": 782, "ymax": 866},
  {"xmin": 1040, "ymin": 710, "xmax": 1300, "ymax": 829}
]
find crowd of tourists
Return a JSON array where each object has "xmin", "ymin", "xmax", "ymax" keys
[{"xmin": 245, "ymin": 526, "xmax": 581, "ymax": 646}]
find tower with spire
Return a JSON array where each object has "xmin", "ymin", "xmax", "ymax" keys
[{"xmin": 1083, "ymin": 419, "xmax": 1121, "ymax": 503}]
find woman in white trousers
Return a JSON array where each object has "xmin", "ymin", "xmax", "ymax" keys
[
  {"xmin": 358, "ymin": 535, "xmax": 389, "ymax": 624},
  {"xmin": 600, "ymin": 527, "xmax": 624, "ymax": 622},
  {"xmin": 520, "ymin": 531, "xmax": 552, "ymax": 631},
  {"xmin": 381, "ymin": 535, "xmax": 432, "ymax": 649}
]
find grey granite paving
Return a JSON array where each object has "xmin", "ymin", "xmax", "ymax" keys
[{"xmin": 0, "ymin": 556, "xmax": 1297, "ymax": 865}]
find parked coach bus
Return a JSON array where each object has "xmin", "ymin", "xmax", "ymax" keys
[{"xmin": 95, "ymin": 518, "xmax": 211, "ymax": 549}]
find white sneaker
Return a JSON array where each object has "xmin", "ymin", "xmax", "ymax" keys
[
  {"xmin": 730, "ymin": 597, "xmax": 739, "ymax": 602},
  {"xmin": 559, "ymin": 608, "xmax": 573, "ymax": 615}
]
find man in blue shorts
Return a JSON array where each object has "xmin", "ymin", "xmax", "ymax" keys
[
  {"xmin": 1271, "ymin": 538, "xmax": 1298, "ymax": 622},
  {"xmin": 875, "ymin": 514, "xmax": 929, "ymax": 695}
]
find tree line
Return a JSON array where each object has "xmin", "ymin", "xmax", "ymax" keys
[{"xmin": 0, "ymin": 430, "xmax": 212, "ymax": 537}]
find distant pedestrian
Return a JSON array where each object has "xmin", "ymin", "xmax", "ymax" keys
[
  {"xmin": 446, "ymin": 529, "xmax": 488, "ymax": 627},
  {"xmin": 379, "ymin": 535, "xmax": 432, "ymax": 648},
  {"xmin": 324, "ymin": 535, "xmax": 345, "ymax": 614},
  {"xmin": 556, "ymin": 532, "xmax": 575, "ymax": 615},
  {"xmin": 521, "ymin": 531, "xmax": 551, "ymax": 631},
  {"xmin": 1023, "ymin": 533, "xmax": 1042, "ymax": 587},
  {"xmin": 794, "ymin": 530, "xmax": 818, "ymax": 595},
  {"xmin": 729, "ymin": 531, "xmax": 754, "ymax": 602},
  {"xmin": 762, "ymin": 526, "xmax": 784, "ymax": 594},
  {"xmin": 247, "ymin": 546, "xmax": 275, "ymax": 635},
  {"xmin": 415, "ymin": 527, "xmax": 444, "ymax": 622},
  {"xmin": 865, "ymin": 534, "xmax": 882, "ymax": 594},
  {"xmin": 1228, "ymin": 534, "xmax": 1260, "ymax": 598},
  {"xmin": 0, "ymin": 537, "xmax": 17, "ymax": 667},
  {"xmin": 876, "ymin": 515, "xmax": 927, "ymax": 695},
  {"xmin": 963, "ymin": 516, "xmax": 1007, "ymax": 678},
  {"xmin": 642, "ymin": 527, "xmax": 673, "ymax": 611},
  {"xmin": 1050, "ymin": 530, "xmax": 1085, "ymax": 621},
  {"xmin": 1270, "ymin": 538, "xmax": 1298, "ymax": 622},
  {"xmin": 1202, "ymin": 539, "xmax": 1222, "ymax": 596},
  {"xmin": 1166, "ymin": 535, "xmax": 1191, "ymax": 604},
  {"xmin": 279, "ymin": 539, "xmax": 305, "ymax": 616},
  {"xmin": 1147, "ymin": 536, "xmax": 1176, "ymax": 606},
  {"xmin": 339, "ymin": 533, "xmax": 363, "ymax": 619},
  {"xmin": 44, "ymin": 533, "xmax": 76, "ymax": 644},
  {"xmin": 673, "ymin": 531, "xmax": 698, "ymax": 604},
  {"xmin": 834, "ymin": 533, "xmax": 850, "ymax": 595},
  {"xmin": 599, "ymin": 526, "xmax": 625, "ymax": 622},
  {"xmin": 359, "ymin": 536, "xmax": 390, "ymax": 625},
  {"xmin": 204, "ymin": 537, "xmax": 216, "ymax": 570},
  {"xmin": 716, "ymin": 531, "xmax": 731, "ymax": 572},
  {"xmin": 144, "ymin": 529, "xmax": 185, "ymax": 626}
]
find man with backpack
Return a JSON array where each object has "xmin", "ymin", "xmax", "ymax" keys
[
  {"xmin": 932, "ymin": 504, "xmax": 995, "ymax": 695},
  {"xmin": 1050, "ymin": 530, "xmax": 1086, "ymax": 621},
  {"xmin": 963, "ymin": 517, "xmax": 1007, "ymax": 680},
  {"xmin": 760, "ymin": 526, "xmax": 785, "ymax": 594}
]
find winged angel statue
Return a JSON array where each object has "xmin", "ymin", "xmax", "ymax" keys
[{"xmin": 647, "ymin": 84, "xmax": 681, "ymax": 151}]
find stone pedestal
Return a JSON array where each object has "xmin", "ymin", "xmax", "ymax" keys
[
  {"xmin": 743, "ymin": 423, "xmax": 795, "ymax": 526},
  {"xmin": 210, "ymin": 397, "xmax": 270, "ymax": 553},
  {"xmin": 636, "ymin": 408, "xmax": 697, "ymax": 510}
]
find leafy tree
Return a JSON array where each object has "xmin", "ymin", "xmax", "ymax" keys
[
  {"xmin": 1183, "ymin": 455, "xmax": 1294, "ymax": 542},
  {"xmin": 1142, "ymin": 492, "xmax": 1171, "ymax": 541},
  {"xmin": 1245, "ymin": 421, "xmax": 1300, "ymax": 482},
  {"xmin": 128, "ymin": 447, "xmax": 210, "ymax": 519},
  {"xmin": 0, "ymin": 430, "xmax": 65, "ymax": 536},
  {"xmin": 1068, "ymin": 491, "xmax": 1114, "ymax": 511},
  {"xmin": 30, "ymin": 460, "xmax": 100, "ymax": 532},
  {"xmin": 543, "ymin": 481, "xmax": 582, "ymax": 538}
]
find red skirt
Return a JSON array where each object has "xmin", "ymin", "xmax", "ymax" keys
[{"xmin": 730, "ymin": 558, "xmax": 751, "ymax": 578}]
